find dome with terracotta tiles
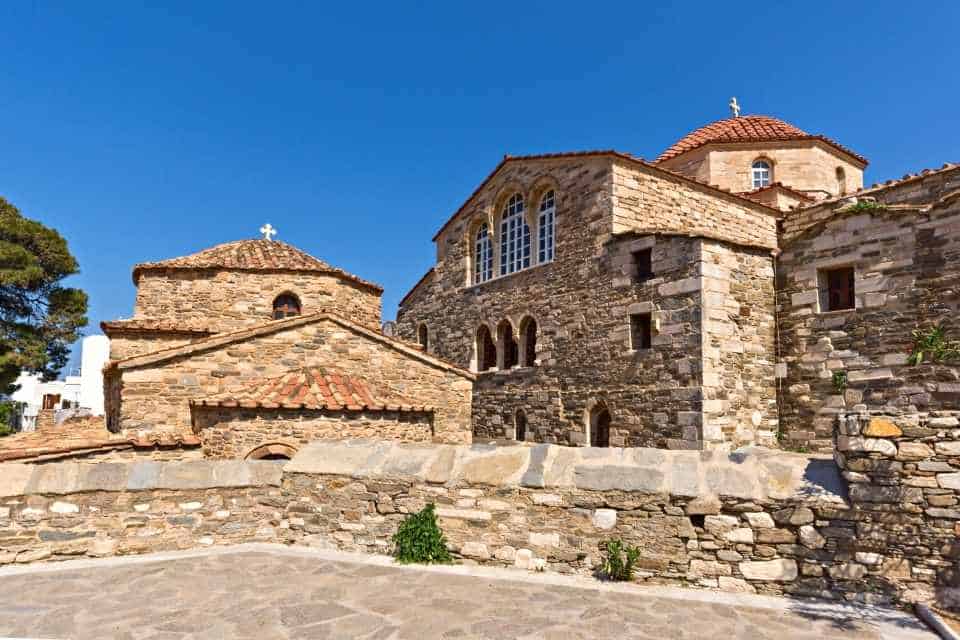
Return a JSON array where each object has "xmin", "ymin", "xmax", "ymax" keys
[{"xmin": 656, "ymin": 115, "xmax": 866, "ymax": 165}]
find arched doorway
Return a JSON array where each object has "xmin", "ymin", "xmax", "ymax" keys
[
  {"xmin": 515, "ymin": 409, "xmax": 528, "ymax": 442},
  {"xmin": 588, "ymin": 404, "xmax": 611, "ymax": 448},
  {"xmin": 476, "ymin": 325, "xmax": 497, "ymax": 372}
]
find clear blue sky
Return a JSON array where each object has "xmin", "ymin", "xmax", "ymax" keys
[{"xmin": 1, "ymin": 2, "xmax": 957, "ymax": 373}]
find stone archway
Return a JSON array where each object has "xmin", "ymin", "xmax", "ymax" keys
[
  {"xmin": 587, "ymin": 403, "xmax": 611, "ymax": 448},
  {"xmin": 244, "ymin": 442, "xmax": 298, "ymax": 461}
]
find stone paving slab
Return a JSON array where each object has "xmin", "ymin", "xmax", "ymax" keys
[{"xmin": 0, "ymin": 544, "xmax": 935, "ymax": 640}]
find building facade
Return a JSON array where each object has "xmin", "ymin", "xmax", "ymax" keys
[{"xmin": 397, "ymin": 113, "xmax": 960, "ymax": 451}]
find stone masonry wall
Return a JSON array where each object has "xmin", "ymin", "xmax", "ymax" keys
[
  {"xmin": 108, "ymin": 332, "xmax": 204, "ymax": 361},
  {"xmin": 2, "ymin": 438, "xmax": 958, "ymax": 608},
  {"xmin": 114, "ymin": 317, "xmax": 473, "ymax": 445},
  {"xmin": 194, "ymin": 408, "xmax": 434, "ymax": 459},
  {"xmin": 133, "ymin": 270, "xmax": 382, "ymax": 334},
  {"xmin": 700, "ymin": 241, "xmax": 778, "ymax": 447},
  {"xmin": 776, "ymin": 188, "xmax": 960, "ymax": 450}
]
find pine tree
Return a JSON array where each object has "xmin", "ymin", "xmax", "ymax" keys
[{"xmin": 0, "ymin": 196, "xmax": 88, "ymax": 394}]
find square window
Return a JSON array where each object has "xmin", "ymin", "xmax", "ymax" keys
[
  {"xmin": 820, "ymin": 267, "xmax": 855, "ymax": 311},
  {"xmin": 630, "ymin": 313, "xmax": 652, "ymax": 350},
  {"xmin": 632, "ymin": 248, "xmax": 653, "ymax": 282}
]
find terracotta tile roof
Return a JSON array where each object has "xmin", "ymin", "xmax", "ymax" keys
[
  {"xmin": 106, "ymin": 311, "xmax": 475, "ymax": 380},
  {"xmin": 100, "ymin": 318, "xmax": 215, "ymax": 336},
  {"xmin": 191, "ymin": 367, "xmax": 432, "ymax": 412},
  {"xmin": 430, "ymin": 150, "xmax": 779, "ymax": 242},
  {"xmin": 807, "ymin": 162, "xmax": 959, "ymax": 208},
  {"xmin": 654, "ymin": 115, "xmax": 868, "ymax": 165},
  {"xmin": 0, "ymin": 417, "xmax": 199, "ymax": 463},
  {"xmin": 132, "ymin": 239, "xmax": 383, "ymax": 292}
]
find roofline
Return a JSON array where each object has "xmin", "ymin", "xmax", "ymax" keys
[
  {"xmin": 654, "ymin": 132, "xmax": 869, "ymax": 167},
  {"xmin": 398, "ymin": 266, "xmax": 435, "ymax": 308},
  {"xmin": 132, "ymin": 264, "xmax": 384, "ymax": 294},
  {"xmin": 736, "ymin": 182, "xmax": 816, "ymax": 203},
  {"xmin": 190, "ymin": 398, "xmax": 434, "ymax": 413},
  {"xmin": 100, "ymin": 321, "xmax": 214, "ymax": 337},
  {"xmin": 799, "ymin": 163, "xmax": 960, "ymax": 210},
  {"xmin": 107, "ymin": 311, "xmax": 475, "ymax": 380},
  {"xmin": 430, "ymin": 150, "xmax": 779, "ymax": 242}
]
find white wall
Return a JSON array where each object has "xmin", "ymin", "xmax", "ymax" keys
[{"xmin": 79, "ymin": 335, "xmax": 110, "ymax": 415}]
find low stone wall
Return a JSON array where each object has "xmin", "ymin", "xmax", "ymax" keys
[{"xmin": 2, "ymin": 439, "xmax": 957, "ymax": 609}]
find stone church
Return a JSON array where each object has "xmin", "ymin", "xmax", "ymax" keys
[
  {"xmin": 100, "ymin": 237, "xmax": 474, "ymax": 460},
  {"xmin": 396, "ymin": 109, "xmax": 960, "ymax": 452}
]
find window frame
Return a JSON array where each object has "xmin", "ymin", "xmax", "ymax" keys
[
  {"xmin": 751, "ymin": 159, "xmax": 772, "ymax": 189},
  {"xmin": 630, "ymin": 313, "xmax": 653, "ymax": 350},
  {"xmin": 537, "ymin": 190, "xmax": 556, "ymax": 264},
  {"xmin": 632, "ymin": 248, "xmax": 653, "ymax": 282},
  {"xmin": 819, "ymin": 266, "xmax": 856, "ymax": 312},
  {"xmin": 272, "ymin": 293, "xmax": 302, "ymax": 320},
  {"xmin": 499, "ymin": 193, "xmax": 531, "ymax": 276},
  {"xmin": 473, "ymin": 222, "xmax": 493, "ymax": 284}
]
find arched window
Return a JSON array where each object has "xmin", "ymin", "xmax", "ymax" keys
[
  {"xmin": 588, "ymin": 403, "xmax": 611, "ymax": 448},
  {"xmin": 538, "ymin": 190, "xmax": 556, "ymax": 263},
  {"xmin": 500, "ymin": 193, "xmax": 531, "ymax": 276},
  {"xmin": 245, "ymin": 442, "xmax": 298, "ymax": 461},
  {"xmin": 477, "ymin": 325, "xmax": 497, "ymax": 372},
  {"xmin": 751, "ymin": 160, "xmax": 771, "ymax": 189},
  {"xmin": 474, "ymin": 222, "xmax": 493, "ymax": 284},
  {"xmin": 498, "ymin": 320, "xmax": 518, "ymax": 369},
  {"xmin": 519, "ymin": 317, "xmax": 537, "ymax": 367},
  {"xmin": 836, "ymin": 167, "xmax": 847, "ymax": 195},
  {"xmin": 272, "ymin": 293, "xmax": 301, "ymax": 320},
  {"xmin": 515, "ymin": 409, "xmax": 528, "ymax": 442},
  {"xmin": 417, "ymin": 324, "xmax": 429, "ymax": 350}
]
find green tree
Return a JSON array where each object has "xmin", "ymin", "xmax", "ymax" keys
[{"xmin": 0, "ymin": 196, "xmax": 88, "ymax": 394}]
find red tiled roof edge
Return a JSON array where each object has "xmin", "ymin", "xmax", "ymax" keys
[
  {"xmin": 800, "ymin": 162, "xmax": 960, "ymax": 210},
  {"xmin": 100, "ymin": 319, "xmax": 215, "ymax": 336},
  {"xmin": 736, "ymin": 182, "xmax": 816, "ymax": 203},
  {"xmin": 429, "ymin": 150, "xmax": 779, "ymax": 243}
]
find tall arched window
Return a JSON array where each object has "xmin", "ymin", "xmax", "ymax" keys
[
  {"xmin": 515, "ymin": 409, "xmax": 528, "ymax": 442},
  {"xmin": 538, "ymin": 190, "xmax": 556, "ymax": 263},
  {"xmin": 751, "ymin": 160, "xmax": 771, "ymax": 189},
  {"xmin": 417, "ymin": 324, "xmax": 429, "ymax": 350},
  {"xmin": 519, "ymin": 316, "xmax": 537, "ymax": 367},
  {"xmin": 836, "ymin": 167, "xmax": 847, "ymax": 195},
  {"xmin": 477, "ymin": 325, "xmax": 497, "ymax": 372},
  {"xmin": 500, "ymin": 193, "xmax": 530, "ymax": 276},
  {"xmin": 498, "ymin": 320, "xmax": 518, "ymax": 369},
  {"xmin": 272, "ymin": 293, "xmax": 301, "ymax": 319},
  {"xmin": 588, "ymin": 403, "xmax": 611, "ymax": 448},
  {"xmin": 474, "ymin": 222, "xmax": 493, "ymax": 284}
]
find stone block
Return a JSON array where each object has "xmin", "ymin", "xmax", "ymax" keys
[
  {"xmin": 127, "ymin": 462, "xmax": 163, "ymax": 490},
  {"xmin": 689, "ymin": 560, "xmax": 732, "ymax": 577},
  {"xmin": 80, "ymin": 463, "xmax": 130, "ymax": 492},
  {"xmin": 573, "ymin": 465, "xmax": 664, "ymax": 493},
  {"xmin": 50, "ymin": 501, "xmax": 79, "ymax": 514},
  {"xmin": 718, "ymin": 577, "xmax": 756, "ymax": 593},
  {"xmin": 592, "ymin": 509, "xmax": 617, "ymax": 530},
  {"xmin": 836, "ymin": 437, "xmax": 897, "ymax": 457},
  {"xmin": 863, "ymin": 418, "xmax": 902, "ymax": 438},
  {"xmin": 528, "ymin": 532, "xmax": 560, "ymax": 548},
  {"xmin": 739, "ymin": 559, "xmax": 798, "ymax": 582},
  {"xmin": 828, "ymin": 563, "xmax": 867, "ymax": 580},
  {"xmin": 938, "ymin": 473, "xmax": 960, "ymax": 490},
  {"xmin": 936, "ymin": 442, "xmax": 960, "ymax": 456},
  {"xmin": 0, "ymin": 464, "xmax": 33, "ymax": 498},
  {"xmin": 798, "ymin": 525, "xmax": 826, "ymax": 549},
  {"xmin": 898, "ymin": 442, "xmax": 935, "ymax": 460},
  {"xmin": 685, "ymin": 497, "xmax": 721, "ymax": 515},
  {"xmin": 514, "ymin": 548, "xmax": 534, "ymax": 569},
  {"xmin": 704, "ymin": 515, "xmax": 739, "ymax": 534},
  {"xmin": 531, "ymin": 493, "xmax": 563, "ymax": 506},
  {"xmin": 435, "ymin": 507, "xmax": 491, "ymax": 522},
  {"xmin": 460, "ymin": 542, "xmax": 490, "ymax": 560},
  {"xmin": 725, "ymin": 528, "xmax": 755, "ymax": 544},
  {"xmin": 743, "ymin": 512, "xmax": 775, "ymax": 529},
  {"xmin": 459, "ymin": 449, "xmax": 529, "ymax": 486},
  {"xmin": 158, "ymin": 461, "xmax": 217, "ymax": 490}
]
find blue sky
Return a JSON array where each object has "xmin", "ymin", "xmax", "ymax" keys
[{"xmin": 1, "ymin": 2, "xmax": 957, "ymax": 373}]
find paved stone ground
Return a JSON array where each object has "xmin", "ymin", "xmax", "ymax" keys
[{"xmin": 0, "ymin": 545, "xmax": 935, "ymax": 639}]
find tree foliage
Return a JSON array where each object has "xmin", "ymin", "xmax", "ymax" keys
[{"xmin": 0, "ymin": 196, "xmax": 88, "ymax": 394}]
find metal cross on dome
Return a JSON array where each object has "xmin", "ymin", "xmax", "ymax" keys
[
  {"xmin": 729, "ymin": 97, "xmax": 741, "ymax": 118},
  {"xmin": 259, "ymin": 223, "xmax": 277, "ymax": 241}
]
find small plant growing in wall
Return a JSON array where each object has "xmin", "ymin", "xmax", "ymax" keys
[
  {"xmin": 392, "ymin": 503, "xmax": 453, "ymax": 565},
  {"xmin": 909, "ymin": 324, "xmax": 960, "ymax": 365},
  {"xmin": 599, "ymin": 539, "xmax": 641, "ymax": 582},
  {"xmin": 845, "ymin": 200, "xmax": 887, "ymax": 214},
  {"xmin": 832, "ymin": 371, "xmax": 848, "ymax": 394}
]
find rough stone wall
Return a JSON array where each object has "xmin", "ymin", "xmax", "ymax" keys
[
  {"xmin": 700, "ymin": 241, "xmax": 778, "ymax": 447},
  {"xmin": 835, "ymin": 409, "xmax": 960, "ymax": 605},
  {"xmin": 2, "ymin": 438, "xmax": 958, "ymax": 608},
  {"xmin": 776, "ymin": 192, "xmax": 960, "ymax": 450},
  {"xmin": 132, "ymin": 270, "xmax": 382, "ymax": 333},
  {"xmin": 108, "ymin": 332, "xmax": 202, "ymax": 361},
  {"xmin": 611, "ymin": 159, "xmax": 778, "ymax": 249},
  {"xmin": 115, "ymin": 318, "xmax": 472, "ymax": 444},
  {"xmin": 194, "ymin": 408, "xmax": 434, "ymax": 458},
  {"xmin": 659, "ymin": 142, "xmax": 864, "ymax": 200}
]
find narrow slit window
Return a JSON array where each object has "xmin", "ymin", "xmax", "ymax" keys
[
  {"xmin": 538, "ymin": 190, "xmax": 555, "ymax": 263},
  {"xmin": 633, "ymin": 248, "xmax": 653, "ymax": 282},
  {"xmin": 630, "ymin": 313, "xmax": 652, "ymax": 350}
]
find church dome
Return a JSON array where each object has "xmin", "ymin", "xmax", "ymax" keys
[
  {"xmin": 656, "ymin": 115, "xmax": 866, "ymax": 164},
  {"xmin": 132, "ymin": 238, "xmax": 381, "ymax": 291}
]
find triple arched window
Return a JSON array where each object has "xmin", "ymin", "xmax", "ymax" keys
[{"xmin": 471, "ymin": 190, "xmax": 557, "ymax": 285}]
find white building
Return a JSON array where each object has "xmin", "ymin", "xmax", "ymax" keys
[{"xmin": 9, "ymin": 335, "xmax": 110, "ymax": 431}]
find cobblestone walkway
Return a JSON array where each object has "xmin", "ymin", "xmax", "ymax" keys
[{"xmin": 0, "ymin": 545, "xmax": 935, "ymax": 639}]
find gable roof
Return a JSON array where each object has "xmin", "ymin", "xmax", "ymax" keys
[
  {"xmin": 737, "ymin": 182, "xmax": 815, "ymax": 204},
  {"xmin": 101, "ymin": 318, "xmax": 215, "ymax": 336},
  {"xmin": 191, "ymin": 367, "xmax": 432, "ymax": 412},
  {"xmin": 107, "ymin": 310, "xmax": 474, "ymax": 380},
  {"xmin": 132, "ymin": 238, "xmax": 383, "ymax": 293},
  {"xmin": 430, "ymin": 150, "xmax": 779, "ymax": 242},
  {"xmin": 655, "ymin": 115, "xmax": 868, "ymax": 165}
]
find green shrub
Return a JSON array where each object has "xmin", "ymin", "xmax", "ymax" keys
[
  {"xmin": 600, "ymin": 539, "xmax": 640, "ymax": 581},
  {"xmin": 392, "ymin": 503, "xmax": 453, "ymax": 564},
  {"xmin": 910, "ymin": 324, "xmax": 960, "ymax": 365},
  {"xmin": 845, "ymin": 200, "xmax": 887, "ymax": 213},
  {"xmin": 832, "ymin": 370, "xmax": 848, "ymax": 394}
]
